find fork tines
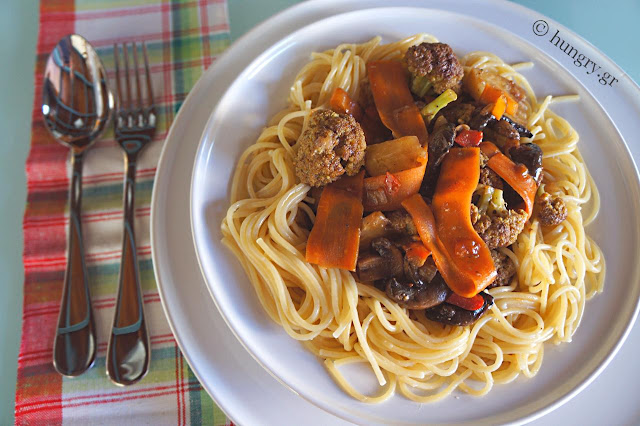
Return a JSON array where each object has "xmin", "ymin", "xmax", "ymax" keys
[{"xmin": 113, "ymin": 42, "xmax": 155, "ymax": 128}]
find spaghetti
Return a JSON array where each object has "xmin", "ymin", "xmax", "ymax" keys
[{"xmin": 220, "ymin": 35, "xmax": 604, "ymax": 402}]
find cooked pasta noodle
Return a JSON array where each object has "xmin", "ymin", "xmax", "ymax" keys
[{"xmin": 220, "ymin": 35, "xmax": 604, "ymax": 402}]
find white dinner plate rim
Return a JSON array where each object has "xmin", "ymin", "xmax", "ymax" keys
[
  {"xmin": 193, "ymin": 4, "xmax": 640, "ymax": 424},
  {"xmin": 151, "ymin": 1, "xmax": 640, "ymax": 425}
]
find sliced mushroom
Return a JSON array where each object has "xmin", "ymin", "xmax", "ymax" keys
[
  {"xmin": 424, "ymin": 292, "xmax": 494, "ymax": 326},
  {"xmin": 387, "ymin": 210, "xmax": 418, "ymax": 236},
  {"xmin": 356, "ymin": 237, "xmax": 403, "ymax": 282},
  {"xmin": 428, "ymin": 121, "xmax": 456, "ymax": 168},
  {"xmin": 385, "ymin": 274, "xmax": 451, "ymax": 310},
  {"xmin": 469, "ymin": 104, "xmax": 494, "ymax": 131},
  {"xmin": 359, "ymin": 211, "xmax": 392, "ymax": 251},
  {"xmin": 509, "ymin": 142, "xmax": 543, "ymax": 185},
  {"xmin": 404, "ymin": 256, "xmax": 437, "ymax": 284},
  {"xmin": 501, "ymin": 115, "xmax": 533, "ymax": 138},
  {"xmin": 357, "ymin": 253, "xmax": 391, "ymax": 282},
  {"xmin": 484, "ymin": 119, "xmax": 520, "ymax": 149},
  {"xmin": 421, "ymin": 121, "xmax": 455, "ymax": 197},
  {"xmin": 438, "ymin": 100, "xmax": 476, "ymax": 126}
]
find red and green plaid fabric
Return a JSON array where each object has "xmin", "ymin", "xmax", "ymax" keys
[{"xmin": 16, "ymin": 1, "xmax": 231, "ymax": 424}]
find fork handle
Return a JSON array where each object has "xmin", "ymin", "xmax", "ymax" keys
[
  {"xmin": 53, "ymin": 151, "xmax": 96, "ymax": 376},
  {"xmin": 106, "ymin": 153, "xmax": 150, "ymax": 386}
]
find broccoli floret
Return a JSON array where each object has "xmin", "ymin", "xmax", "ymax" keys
[
  {"xmin": 536, "ymin": 192, "xmax": 568, "ymax": 226},
  {"xmin": 488, "ymin": 249, "xmax": 517, "ymax": 288},
  {"xmin": 295, "ymin": 109, "xmax": 365, "ymax": 187},
  {"xmin": 420, "ymin": 89, "xmax": 458, "ymax": 123},
  {"xmin": 404, "ymin": 42, "xmax": 464, "ymax": 97},
  {"xmin": 479, "ymin": 167, "xmax": 503, "ymax": 189},
  {"xmin": 472, "ymin": 186, "xmax": 527, "ymax": 249}
]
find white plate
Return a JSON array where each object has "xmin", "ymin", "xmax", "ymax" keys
[
  {"xmin": 153, "ymin": 1, "xmax": 640, "ymax": 425},
  {"xmin": 191, "ymin": 6, "xmax": 640, "ymax": 424}
]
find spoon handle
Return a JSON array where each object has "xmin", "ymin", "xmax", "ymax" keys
[
  {"xmin": 106, "ymin": 154, "xmax": 150, "ymax": 386},
  {"xmin": 53, "ymin": 151, "xmax": 96, "ymax": 376}
]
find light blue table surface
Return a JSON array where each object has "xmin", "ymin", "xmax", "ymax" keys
[{"xmin": 1, "ymin": 0, "xmax": 639, "ymax": 423}]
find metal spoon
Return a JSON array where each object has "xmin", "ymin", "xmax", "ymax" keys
[{"xmin": 42, "ymin": 34, "xmax": 114, "ymax": 376}]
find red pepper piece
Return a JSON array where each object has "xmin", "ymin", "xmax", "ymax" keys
[
  {"xmin": 455, "ymin": 129, "xmax": 483, "ymax": 147},
  {"xmin": 446, "ymin": 292, "xmax": 485, "ymax": 311}
]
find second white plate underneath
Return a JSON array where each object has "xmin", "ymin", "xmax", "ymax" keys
[{"xmin": 153, "ymin": 1, "xmax": 640, "ymax": 425}]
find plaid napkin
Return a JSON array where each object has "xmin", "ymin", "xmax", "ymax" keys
[{"xmin": 16, "ymin": 1, "xmax": 231, "ymax": 424}]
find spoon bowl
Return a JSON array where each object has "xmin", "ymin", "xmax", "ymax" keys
[
  {"xmin": 43, "ymin": 34, "xmax": 113, "ymax": 151},
  {"xmin": 42, "ymin": 34, "xmax": 114, "ymax": 376}
]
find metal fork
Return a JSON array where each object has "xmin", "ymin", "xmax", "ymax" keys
[{"xmin": 106, "ymin": 42, "xmax": 156, "ymax": 386}]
